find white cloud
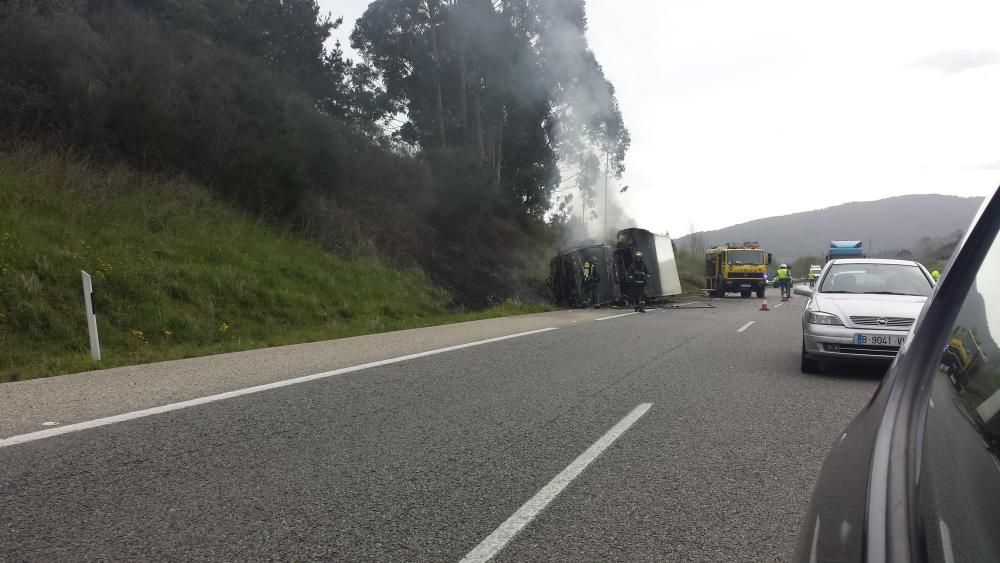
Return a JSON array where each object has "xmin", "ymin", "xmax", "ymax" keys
[{"xmin": 905, "ymin": 49, "xmax": 1000, "ymax": 75}]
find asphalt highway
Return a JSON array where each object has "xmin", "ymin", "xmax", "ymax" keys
[{"xmin": 0, "ymin": 292, "xmax": 882, "ymax": 561}]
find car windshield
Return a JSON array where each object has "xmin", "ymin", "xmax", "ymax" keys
[
  {"xmin": 819, "ymin": 263, "xmax": 932, "ymax": 296},
  {"xmin": 727, "ymin": 250, "xmax": 763, "ymax": 265}
]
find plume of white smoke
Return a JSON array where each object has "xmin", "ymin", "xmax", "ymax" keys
[
  {"xmin": 552, "ymin": 177, "xmax": 634, "ymax": 248},
  {"xmin": 536, "ymin": 0, "xmax": 632, "ymax": 245}
]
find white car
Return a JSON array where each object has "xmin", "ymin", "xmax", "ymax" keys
[{"xmin": 795, "ymin": 259, "xmax": 935, "ymax": 373}]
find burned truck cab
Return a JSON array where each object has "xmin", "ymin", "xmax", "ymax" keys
[{"xmin": 547, "ymin": 243, "xmax": 618, "ymax": 307}]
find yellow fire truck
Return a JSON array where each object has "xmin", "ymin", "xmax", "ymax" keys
[
  {"xmin": 705, "ymin": 242, "xmax": 772, "ymax": 298},
  {"xmin": 942, "ymin": 327, "xmax": 986, "ymax": 391}
]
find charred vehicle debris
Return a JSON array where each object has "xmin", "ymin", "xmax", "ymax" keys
[{"xmin": 547, "ymin": 228, "xmax": 682, "ymax": 308}]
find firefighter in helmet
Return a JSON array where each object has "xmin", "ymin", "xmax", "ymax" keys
[
  {"xmin": 582, "ymin": 255, "xmax": 601, "ymax": 307},
  {"xmin": 626, "ymin": 251, "xmax": 650, "ymax": 312}
]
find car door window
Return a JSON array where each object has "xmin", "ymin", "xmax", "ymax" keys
[{"xmin": 920, "ymin": 231, "xmax": 1000, "ymax": 562}]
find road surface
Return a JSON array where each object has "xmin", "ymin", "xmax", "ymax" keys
[{"xmin": 0, "ymin": 292, "xmax": 881, "ymax": 561}]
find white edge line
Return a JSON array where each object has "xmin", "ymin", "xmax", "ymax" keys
[
  {"xmin": 0, "ymin": 327, "xmax": 559, "ymax": 449},
  {"xmin": 594, "ymin": 312, "xmax": 638, "ymax": 321},
  {"xmin": 737, "ymin": 321, "xmax": 755, "ymax": 333},
  {"xmin": 460, "ymin": 402, "xmax": 653, "ymax": 563}
]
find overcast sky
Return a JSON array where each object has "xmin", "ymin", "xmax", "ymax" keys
[{"xmin": 324, "ymin": 0, "xmax": 1000, "ymax": 236}]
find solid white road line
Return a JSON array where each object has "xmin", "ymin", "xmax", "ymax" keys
[
  {"xmin": 0, "ymin": 327, "xmax": 559, "ymax": 449},
  {"xmin": 737, "ymin": 321, "xmax": 755, "ymax": 333},
  {"xmin": 594, "ymin": 312, "xmax": 638, "ymax": 321},
  {"xmin": 460, "ymin": 403, "xmax": 653, "ymax": 563}
]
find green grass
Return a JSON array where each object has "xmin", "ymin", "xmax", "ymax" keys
[
  {"xmin": 673, "ymin": 250, "xmax": 706, "ymax": 295},
  {"xmin": 0, "ymin": 147, "xmax": 549, "ymax": 382}
]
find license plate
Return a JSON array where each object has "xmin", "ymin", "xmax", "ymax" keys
[{"xmin": 854, "ymin": 334, "xmax": 906, "ymax": 346}]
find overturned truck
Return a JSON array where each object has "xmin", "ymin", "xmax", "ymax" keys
[{"xmin": 547, "ymin": 228, "xmax": 682, "ymax": 307}]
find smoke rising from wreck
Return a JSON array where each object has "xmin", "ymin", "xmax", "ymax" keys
[
  {"xmin": 344, "ymin": 0, "xmax": 632, "ymax": 303},
  {"xmin": 537, "ymin": 0, "xmax": 633, "ymax": 248},
  {"xmin": 560, "ymin": 178, "xmax": 635, "ymax": 248}
]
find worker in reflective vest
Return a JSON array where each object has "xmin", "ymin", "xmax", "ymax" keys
[{"xmin": 776, "ymin": 264, "xmax": 792, "ymax": 299}]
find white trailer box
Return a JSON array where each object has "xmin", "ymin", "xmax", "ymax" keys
[
  {"xmin": 652, "ymin": 234, "xmax": 682, "ymax": 297},
  {"xmin": 615, "ymin": 228, "xmax": 683, "ymax": 299}
]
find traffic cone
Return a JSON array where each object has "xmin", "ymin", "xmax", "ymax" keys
[{"xmin": 760, "ymin": 298, "xmax": 769, "ymax": 311}]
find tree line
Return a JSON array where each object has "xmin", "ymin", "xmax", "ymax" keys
[{"xmin": 0, "ymin": 0, "xmax": 630, "ymax": 304}]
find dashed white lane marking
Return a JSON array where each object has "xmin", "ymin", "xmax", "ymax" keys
[
  {"xmin": 940, "ymin": 518, "xmax": 956, "ymax": 563},
  {"xmin": 737, "ymin": 321, "xmax": 755, "ymax": 333},
  {"xmin": 460, "ymin": 403, "xmax": 653, "ymax": 563},
  {"xmin": 41, "ymin": 421, "xmax": 60, "ymax": 426},
  {"xmin": 0, "ymin": 327, "xmax": 559, "ymax": 449},
  {"xmin": 774, "ymin": 302, "xmax": 785, "ymax": 308},
  {"xmin": 594, "ymin": 312, "xmax": 639, "ymax": 321}
]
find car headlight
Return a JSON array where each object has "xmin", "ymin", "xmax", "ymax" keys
[{"xmin": 807, "ymin": 311, "xmax": 844, "ymax": 326}]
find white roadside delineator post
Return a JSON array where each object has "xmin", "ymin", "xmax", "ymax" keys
[{"xmin": 81, "ymin": 271, "xmax": 101, "ymax": 361}]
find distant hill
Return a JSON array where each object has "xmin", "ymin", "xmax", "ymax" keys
[{"xmin": 676, "ymin": 194, "xmax": 984, "ymax": 262}]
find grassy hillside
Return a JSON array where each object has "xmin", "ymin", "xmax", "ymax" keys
[
  {"xmin": 0, "ymin": 148, "xmax": 547, "ymax": 382},
  {"xmin": 673, "ymin": 251, "xmax": 705, "ymax": 294},
  {"xmin": 676, "ymin": 194, "xmax": 984, "ymax": 262}
]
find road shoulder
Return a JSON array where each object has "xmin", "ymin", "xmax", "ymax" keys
[{"xmin": 0, "ymin": 309, "xmax": 609, "ymax": 438}]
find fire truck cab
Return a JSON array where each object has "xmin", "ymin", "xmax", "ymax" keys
[{"xmin": 705, "ymin": 242, "xmax": 772, "ymax": 298}]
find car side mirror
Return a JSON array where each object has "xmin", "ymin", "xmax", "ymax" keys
[
  {"xmin": 794, "ymin": 286, "xmax": 813, "ymax": 297},
  {"xmin": 767, "ymin": 253, "xmax": 773, "ymax": 265}
]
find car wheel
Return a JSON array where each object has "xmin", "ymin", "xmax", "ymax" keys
[
  {"xmin": 756, "ymin": 286, "xmax": 765, "ymax": 298},
  {"xmin": 801, "ymin": 340, "xmax": 821, "ymax": 374},
  {"xmin": 740, "ymin": 289, "xmax": 751, "ymax": 298},
  {"xmin": 716, "ymin": 277, "xmax": 725, "ymax": 298}
]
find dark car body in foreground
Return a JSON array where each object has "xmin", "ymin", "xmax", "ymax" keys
[{"xmin": 796, "ymin": 186, "xmax": 1000, "ymax": 563}]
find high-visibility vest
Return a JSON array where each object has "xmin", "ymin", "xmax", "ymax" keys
[
  {"xmin": 931, "ymin": 270, "xmax": 940, "ymax": 281},
  {"xmin": 777, "ymin": 268, "xmax": 790, "ymax": 280}
]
